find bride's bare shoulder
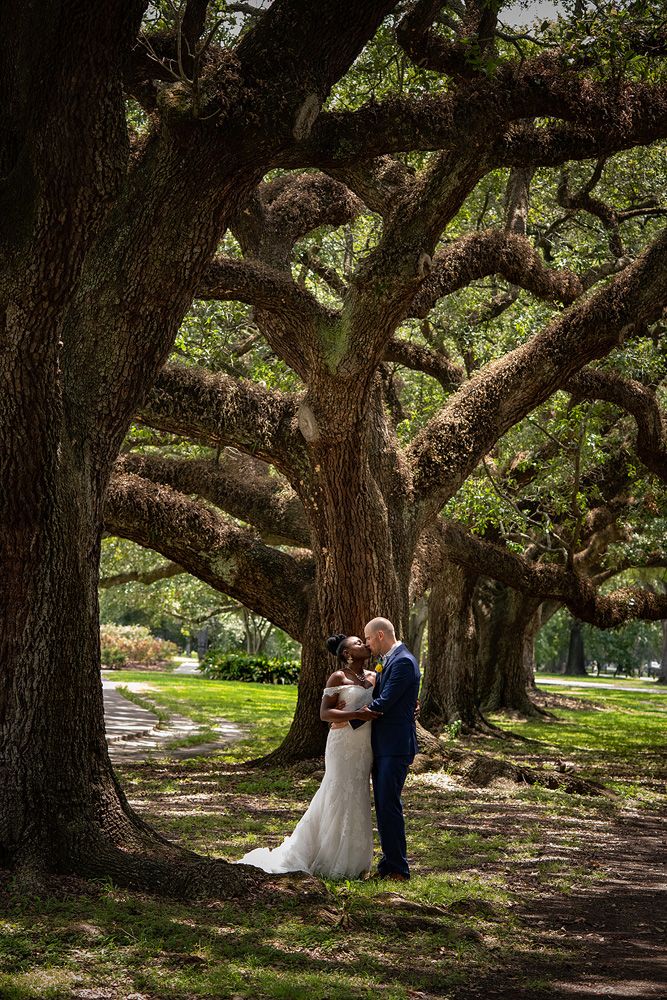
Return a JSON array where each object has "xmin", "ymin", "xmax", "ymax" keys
[{"xmin": 324, "ymin": 669, "xmax": 345, "ymax": 689}]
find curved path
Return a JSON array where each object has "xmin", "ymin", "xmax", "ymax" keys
[{"xmin": 103, "ymin": 673, "xmax": 244, "ymax": 763}]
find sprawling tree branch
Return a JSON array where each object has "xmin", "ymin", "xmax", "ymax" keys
[
  {"xmin": 196, "ymin": 255, "xmax": 330, "ymax": 323},
  {"xmin": 283, "ymin": 80, "xmax": 667, "ymax": 170},
  {"xmin": 409, "ymin": 224, "xmax": 667, "ymax": 519},
  {"xmin": 118, "ymin": 451, "xmax": 309, "ymax": 546},
  {"xmin": 385, "ymin": 337, "xmax": 465, "ymax": 391},
  {"xmin": 256, "ymin": 172, "xmax": 362, "ymax": 264},
  {"xmin": 568, "ymin": 369, "xmax": 667, "ymax": 483},
  {"xmin": 396, "ymin": 0, "xmax": 498, "ymax": 79},
  {"xmin": 495, "ymin": 119, "xmax": 667, "ymax": 171},
  {"xmin": 410, "ymin": 228, "xmax": 583, "ymax": 319},
  {"xmin": 439, "ymin": 519, "xmax": 667, "ymax": 628},
  {"xmin": 326, "ymin": 156, "xmax": 416, "ymax": 216},
  {"xmin": 99, "ymin": 561, "xmax": 186, "ymax": 589},
  {"xmin": 136, "ymin": 363, "xmax": 306, "ymax": 479},
  {"xmin": 105, "ymin": 473, "xmax": 313, "ymax": 638},
  {"xmin": 341, "ymin": 139, "xmax": 492, "ymax": 374}
]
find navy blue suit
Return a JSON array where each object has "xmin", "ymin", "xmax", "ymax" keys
[{"xmin": 352, "ymin": 642, "xmax": 420, "ymax": 877}]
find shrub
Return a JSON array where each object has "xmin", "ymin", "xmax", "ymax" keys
[
  {"xmin": 199, "ymin": 651, "xmax": 300, "ymax": 685},
  {"xmin": 100, "ymin": 624, "xmax": 179, "ymax": 668}
]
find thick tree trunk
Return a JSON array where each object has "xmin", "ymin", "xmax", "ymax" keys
[
  {"xmin": 421, "ymin": 560, "xmax": 480, "ymax": 730},
  {"xmin": 523, "ymin": 607, "xmax": 542, "ymax": 691},
  {"xmin": 657, "ymin": 621, "xmax": 667, "ymax": 684},
  {"xmin": 478, "ymin": 584, "xmax": 546, "ymax": 717},
  {"xmin": 407, "ymin": 595, "xmax": 428, "ymax": 663},
  {"xmin": 530, "ymin": 599, "xmax": 561, "ymax": 683},
  {"xmin": 267, "ymin": 417, "xmax": 414, "ymax": 762},
  {"xmin": 564, "ymin": 618, "xmax": 588, "ymax": 676},
  {"xmin": 0, "ymin": 447, "xmax": 144, "ymax": 869},
  {"xmin": 0, "ymin": 449, "xmax": 257, "ymax": 894},
  {"xmin": 197, "ymin": 627, "xmax": 209, "ymax": 661}
]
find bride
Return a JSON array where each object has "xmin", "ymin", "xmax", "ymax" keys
[{"xmin": 236, "ymin": 633, "xmax": 381, "ymax": 878}]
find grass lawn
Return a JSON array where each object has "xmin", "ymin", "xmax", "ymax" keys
[{"xmin": 1, "ymin": 672, "xmax": 665, "ymax": 999}]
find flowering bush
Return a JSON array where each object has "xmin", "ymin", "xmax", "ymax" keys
[
  {"xmin": 100, "ymin": 624, "xmax": 179, "ymax": 668},
  {"xmin": 199, "ymin": 652, "xmax": 300, "ymax": 684}
]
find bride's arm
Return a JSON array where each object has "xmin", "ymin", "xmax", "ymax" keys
[{"xmin": 320, "ymin": 672, "xmax": 381, "ymax": 724}]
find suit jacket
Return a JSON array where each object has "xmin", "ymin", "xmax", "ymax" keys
[{"xmin": 354, "ymin": 642, "xmax": 420, "ymax": 758}]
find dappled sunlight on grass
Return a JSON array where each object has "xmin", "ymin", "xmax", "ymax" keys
[{"xmin": 3, "ymin": 673, "xmax": 664, "ymax": 997}]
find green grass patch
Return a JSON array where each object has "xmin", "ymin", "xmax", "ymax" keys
[
  {"xmin": 4, "ymin": 671, "xmax": 660, "ymax": 997},
  {"xmin": 106, "ymin": 670, "xmax": 297, "ymax": 759}
]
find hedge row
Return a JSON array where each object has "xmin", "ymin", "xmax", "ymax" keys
[
  {"xmin": 101, "ymin": 624, "xmax": 179, "ymax": 667},
  {"xmin": 199, "ymin": 652, "xmax": 300, "ymax": 685}
]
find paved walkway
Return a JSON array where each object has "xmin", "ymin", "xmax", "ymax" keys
[
  {"xmin": 103, "ymin": 674, "xmax": 244, "ymax": 762},
  {"xmin": 537, "ymin": 677, "xmax": 667, "ymax": 694},
  {"xmin": 172, "ymin": 657, "xmax": 201, "ymax": 676}
]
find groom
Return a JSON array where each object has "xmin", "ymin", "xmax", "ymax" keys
[{"xmin": 351, "ymin": 617, "xmax": 420, "ymax": 881}]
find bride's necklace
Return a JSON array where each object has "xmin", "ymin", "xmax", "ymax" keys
[{"xmin": 344, "ymin": 662, "xmax": 366, "ymax": 683}]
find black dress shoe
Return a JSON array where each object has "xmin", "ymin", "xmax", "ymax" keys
[{"xmin": 367, "ymin": 871, "xmax": 409, "ymax": 882}]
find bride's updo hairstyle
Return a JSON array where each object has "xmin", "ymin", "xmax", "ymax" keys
[{"xmin": 326, "ymin": 633, "xmax": 349, "ymax": 662}]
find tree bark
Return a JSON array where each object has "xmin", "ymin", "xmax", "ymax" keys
[
  {"xmin": 266, "ymin": 406, "xmax": 416, "ymax": 761},
  {"xmin": 407, "ymin": 595, "xmax": 428, "ymax": 663},
  {"xmin": 0, "ymin": 0, "xmax": 400, "ymax": 889},
  {"xmin": 478, "ymin": 584, "xmax": 546, "ymax": 717},
  {"xmin": 523, "ymin": 606, "xmax": 543, "ymax": 691},
  {"xmin": 564, "ymin": 618, "xmax": 588, "ymax": 676},
  {"xmin": 0, "ymin": 449, "xmax": 204, "ymax": 886},
  {"xmin": 421, "ymin": 559, "xmax": 480, "ymax": 731},
  {"xmin": 658, "ymin": 621, "xmax": 667, "ymax": 684}
]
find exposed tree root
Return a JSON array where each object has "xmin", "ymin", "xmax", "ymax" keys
[
  {"xmin": 412, "ymin": 744, "xmax": 612, "ymax": 797},
  {"xmin": 482, "ymin": 696, "xmax": 556, "ymax": 721},
  {"xmin": 6, "ymin": 825, "xmax": 333, "ymax": 903}
]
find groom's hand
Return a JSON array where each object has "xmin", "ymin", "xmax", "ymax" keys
[
  {"xmin": 337, "ymin": 700, "xmax": 381, "ymax": 720},
  {"xmin": 354, "ymin": 706, "xmax": 382, "ymax": 720},
  {"xmin": 414, "ymin": 699, "xmax": 421, "ymax": 721}
]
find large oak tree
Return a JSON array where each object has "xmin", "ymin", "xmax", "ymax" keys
[
  {"xmin": 0, "ymin": 0, "xmax": 399, "ymax": 893},
  {"xmin": 3, "ymin": 0, "xmax": 667, "ymax": 891},
  {"xmin": 106, "ymin": 5, "xmax": 667, "ymax": 757}
]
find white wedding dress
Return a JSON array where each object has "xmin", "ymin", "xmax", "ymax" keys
[{"xmin": 237, "ymin": 683, "xmax": 374, "ymax": 878}]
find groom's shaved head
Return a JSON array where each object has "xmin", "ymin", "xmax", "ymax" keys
[
  {"xmin": 366, "ymin": 617, "xmax": 395, "ymax": 638},
  {"xmin": 364, "ymin": 617, "xmax": 396, "ymax": 657}
]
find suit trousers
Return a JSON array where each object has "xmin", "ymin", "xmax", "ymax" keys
[{"xmin": 372, "ymin": 754, "xmax": 412, "ymax": 877}]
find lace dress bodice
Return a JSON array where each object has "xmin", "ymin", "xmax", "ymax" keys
[
  {"xmin": 236, "ymin": 682, "xmax": 374, "ymax": 878},
  {"xmin": 322, "ymin": 683, "xmax": 373, "ymax": 707}
]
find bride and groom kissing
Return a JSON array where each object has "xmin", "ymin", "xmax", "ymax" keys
[{"xmin": 238, "ymin": 617, "xmax": 421, "ymax": 881}]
